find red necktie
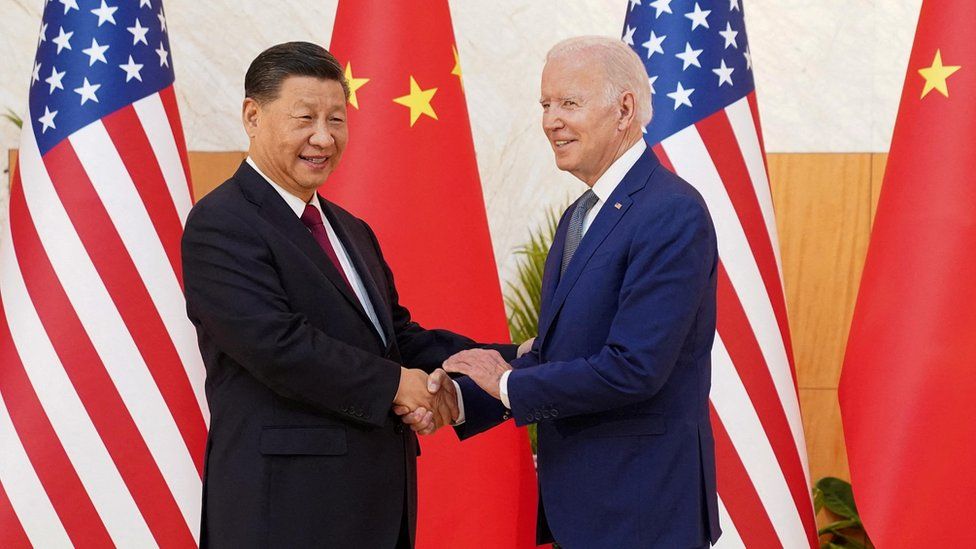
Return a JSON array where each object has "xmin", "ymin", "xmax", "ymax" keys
[{"xmin": 300, "ymin": 204, "xmax": 352, "ymax": 289}]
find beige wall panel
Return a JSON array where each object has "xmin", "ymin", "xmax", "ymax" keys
[
  {"xmin": 768, "ymin": 153, "xmax": 873, "ymax": 390},
  {"xmin": 871, "ymin": 153, "xmax": 888, "ymax": 224},
  {"xmin": 800, "ymin": 388, "xmax": 850, "ymax": 485},
  {"xmin": 189, "ymin": 151, "xmax": 246, "ymax": 200}
]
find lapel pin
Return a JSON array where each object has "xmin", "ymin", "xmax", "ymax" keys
[{"xmin": 614, "ymin": 202, "xmax": 622, "ymax": 209}]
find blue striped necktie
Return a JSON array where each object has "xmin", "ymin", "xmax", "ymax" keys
[{"xmin": 560, "ymin": 189, "xmax": 599, "ymax": 275}]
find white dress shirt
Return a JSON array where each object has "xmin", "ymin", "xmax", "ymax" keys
[
  {"xmin": 246, "ymin": 157, "xmax": 387, "ymax": 345},
  {"xmin": 498, "ymin": 139, "xmax": 647, "ymax": 409}
]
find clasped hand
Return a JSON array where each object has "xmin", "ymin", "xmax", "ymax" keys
[
  {"xmin": 442, "ymin": 348, "xmax": 512, "ymax": 400},
  {"xmin": 392, "ymin": 367, "xmax": 457, "ymax": 435},
  {"xmin": 393, "ymin": 348, "xmax": 516, "ymax": 435}
]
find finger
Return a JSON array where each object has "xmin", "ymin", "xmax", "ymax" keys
[
  {"xmin": 411, "ymin": 410, "xmax": 435, "ymax": 433},
  {"xmin": 474, "ymin": 353, "xmax": 511, "ymax": 372},
  {"xmin": 393, "ymin": 405, "xmax": 411, "ymax": 416},
  {"xmin": 443, "ymin": 361, "xmax": 474, "ymax": 375},
  {"xmin": 428, "ymin": 368, "xmax": 448, "ymax": 393},
  {"xmin": 401, "ymin": 410, "xmax": 425, "ymax": 425},
  {"xmin": 408, "ymin": 407, "xmax": 428, "ymax": 424}
]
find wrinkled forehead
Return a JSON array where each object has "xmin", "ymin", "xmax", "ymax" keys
[
  {"xmin": 272, "ymin": 77, "xmax": 347, "ymax": 110},
  {"xmin": 541, "ymin": 54, "xmax": 606, "ymax": 99}
]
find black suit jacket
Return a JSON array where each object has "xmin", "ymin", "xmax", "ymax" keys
[{"xmin": 182, "ymin": 162, "xmax": 512, "ymax": 548}]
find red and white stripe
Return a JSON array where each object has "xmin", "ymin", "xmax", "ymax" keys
[
  {"xmin": 0, "ymin": 87, "xmax": 205, "ymax": 548},
  {"xmin": 654, "ymin": 94, "xmax": 818, "ymax": 548}
]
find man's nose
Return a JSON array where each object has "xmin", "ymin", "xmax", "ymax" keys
[
  {"xmin": 543, "ymin": 111, "xmax": 563, "ymax": 132},
  {"xmin": 309, "ymin": 123, "xmax": 335, "ymax": 148}
]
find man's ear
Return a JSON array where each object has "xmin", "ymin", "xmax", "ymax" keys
[
  {"xmin": 617, "ymin": 91, "xmax": 637, "ymax": 131},
  {"xmin": 242, "ymin": 98, "xmax": 260, "ymax": 139}
]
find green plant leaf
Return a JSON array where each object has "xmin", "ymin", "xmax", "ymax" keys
[
  {"xmin": 827, "ymin": 531, "xmax": 868, "ymax": 549},
  {"xmin": 816, "ymin": 477, "xmax": 859, "ymax": 519},
  {"xmin": 813, "ymin": 486, "xmax": 825, "ymax": 515},
  {"xmin": 818, "ymin": 518, "xmax": 861, "ymax": 536},
  {"xmin": 2, "ymin": 107, "xmax": 22, "ymax": 129},
  {"xmin": 503, "ymin": 205, "xmax": 560, "ymax": 345}
]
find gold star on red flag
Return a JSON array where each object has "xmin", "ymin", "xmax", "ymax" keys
[
  {"xmin": 918, "ymin": 49, "xmax": 961, "ymax": 99},
  {"xmin": 343, "ymin": 62, "xmax": 369, "ymax": 109},
  {"xmin": 392, "ymin": 76, "xmax": 438, "ymax": 126},
  {"xmin": 452, "ymin": 45, "xmax": 464, "ymax": 90}
]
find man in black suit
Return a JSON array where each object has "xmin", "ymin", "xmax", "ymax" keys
[{"xmin": 182, "ymin": 42, "xmax": 512, "ymax": 548}]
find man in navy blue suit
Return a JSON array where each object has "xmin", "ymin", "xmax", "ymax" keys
[{"xmin": 431, "ymin": 36, "xmax": 722, "ymax": 548}]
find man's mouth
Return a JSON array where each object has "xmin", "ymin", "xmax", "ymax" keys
[
  {"xmin": 553, "ymin": 139, "xmax": 576, "ymax": 148},
  {"xmin": 300, "ymin": 155, "xmax": 328, "ymax": 165}
]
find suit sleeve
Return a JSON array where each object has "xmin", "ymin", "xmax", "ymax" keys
[
  {"xmin": 359, "ymin": 221, "xmax": 518, "ymax": 372},
  {"xmin": 453, "ymin": 337, "xmax": 540, "ymax": 440},
  {"xmin": 182, "ymin": 202, "xmax": 400, "ymax": 428},
  {"xmin": 507, "ymin": 194, "xmax": 717, "ymax": 425}
]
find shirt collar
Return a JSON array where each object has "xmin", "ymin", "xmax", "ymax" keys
[
  {"xmin": 246, "ymin": 156, "xmax": 319, "ymax": 217},
  {"xmin": 589, "ymin": 139, "xmax": 647, "ymax": 203}
]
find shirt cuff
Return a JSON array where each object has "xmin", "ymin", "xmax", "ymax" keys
[
  {"xmin": 451, "ymin": 379, "xmax": 465, "ymax": 425},
  {"xmin": 500, "ymin": 370, "xmax": 512, "ymax": 409}
]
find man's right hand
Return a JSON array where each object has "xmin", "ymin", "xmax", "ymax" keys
[
  {"xmin": 393, "ymin": 367, "xmax": 435, "ymax": 412},
  {"xmin": 393, "ymin": 368, "xmax": 458, "ymax": 435}
]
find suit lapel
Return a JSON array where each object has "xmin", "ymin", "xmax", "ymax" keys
[
  {"xmin": 319, "ymin": 197, "xmax": 395, "ymax": 347},
  {"xmin": 536, "ymin": 209, "xmax": 570, "ymax": 343},
  {"xmin": 537, "ymin": 151, "xmax": 659, "ymax": 343},
  {"xmin": 235, "ymin": 162, "xmax": 374, "ymax": 330}
]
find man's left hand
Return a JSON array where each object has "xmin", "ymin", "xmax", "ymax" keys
[{"xmin": 443, "ymin": 349, "xmax": 512, "ymax": 400}]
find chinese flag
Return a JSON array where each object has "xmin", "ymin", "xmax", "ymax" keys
[
  {"xmin": 839, "ymin": 2, "xmax": 976, "ymax": 546},
  {"xmin": 326, "ymin": 1, "xmax": 538, "ymax": 547}
]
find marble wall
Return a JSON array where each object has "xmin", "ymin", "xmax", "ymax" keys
[{"xmin": 0, "ymin": 0, "xmax": 922, "ymax": 284}]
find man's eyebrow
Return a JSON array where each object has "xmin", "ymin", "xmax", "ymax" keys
[{"xmin": 539, "ymin": 95, "xmax": 581, "ymax": 104}]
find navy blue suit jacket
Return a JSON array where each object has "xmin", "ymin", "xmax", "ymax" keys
[{"xmin": 458, "ymin": 151, "xmax": 721, "ymax": 548}]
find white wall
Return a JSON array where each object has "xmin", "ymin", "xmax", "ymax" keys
[{"xmin": 0, "ymin": 0, "xmax": 922, "ymax": 286}]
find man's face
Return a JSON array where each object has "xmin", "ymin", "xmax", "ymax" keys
[
  {"xmin": 244, "ymin": 76, "xmax": 348, "ymax": 200},
  {"xmin": 540, "ymin": 55, "xmax": 622, "ymax": 185}
]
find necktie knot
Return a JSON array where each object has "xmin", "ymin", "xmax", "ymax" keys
[
  {"xmin": 301, "ymin": 204, "xmax": 324, "ymax": 229},
  {"xmin": 578, "ymin": 189, "xmax": 598, "ymax": 211},
  {"xmin": 299, "ymin": 203, "xmax": 352, "ymax": 290}
]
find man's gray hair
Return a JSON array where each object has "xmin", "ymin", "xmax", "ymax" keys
[{"xmin": 546, "ymin": 36, "xmax": 653, "ymax": 127}]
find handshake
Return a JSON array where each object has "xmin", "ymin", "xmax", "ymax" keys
[
  {"xmin": 391, "ymin": 367, "xmax": 458, "ymax": 436},
  {"xmin": 391, "ymin": 340, "xmax": 533, "ymax": 435}
]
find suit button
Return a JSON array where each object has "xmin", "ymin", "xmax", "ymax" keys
[
  {"xmin": 524, "ymin": 415, "xmax": 533, "ymax": 423},
  {"xmin": 551, "ymin": 409, "xmax": 559, "ymax": 418},
  {"xmin": 534, "ymin": 413, "xmax": 542, "ymax": 421},
  {"xmin": 502, "ymin": 410, "xmax": 511, "ymax": 420},
  {"xmin": 542, "ymin": 410, "xmax": 550, "ymax": 419},
  {"xmin": 341, "ymin": 406, "xmax": 349, "ymax": 413}
]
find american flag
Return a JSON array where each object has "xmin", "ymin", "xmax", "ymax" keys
[
  {"xmin": 0, "ymin": 0, "xmax": 204, "ymax": 546},
  {"xmin": 623, "ymin": 1, "xmax": 817, "ymax": 546}
]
